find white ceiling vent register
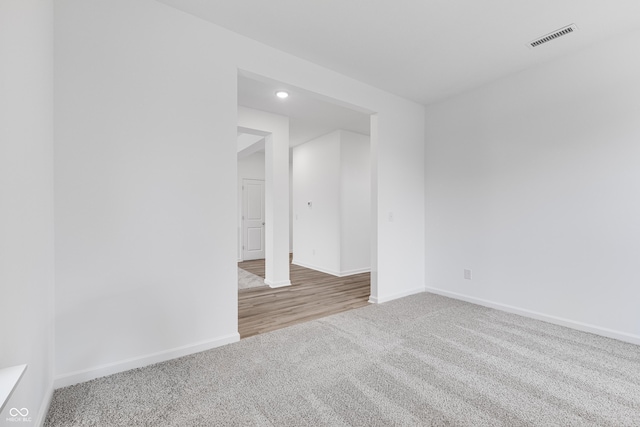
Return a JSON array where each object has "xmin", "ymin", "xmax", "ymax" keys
[{"xmin": 529, "ymin": 24, "xmax": 578, "ymax": 48}]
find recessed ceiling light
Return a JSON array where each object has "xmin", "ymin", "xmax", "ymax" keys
[{"xmin": 275, "ymin": 90, "xmax": 289, "ymax": 99}]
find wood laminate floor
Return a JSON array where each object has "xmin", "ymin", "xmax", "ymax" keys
[{"xmin": 238, "ymin": 257, "xmax": 370, "ymax": 338}]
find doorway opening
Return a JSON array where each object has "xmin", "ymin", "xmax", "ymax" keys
[{"xmin": 236, "ymin": 71, "xmax": 374, "ymax": 338}]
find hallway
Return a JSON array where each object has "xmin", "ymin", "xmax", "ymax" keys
[{"xmin": 238, "ymin": 258, "xmax": 370, "ymax": 338}]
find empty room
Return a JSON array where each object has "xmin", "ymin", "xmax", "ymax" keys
[{"xmin": 1, "ymin": 0, "xmax": 639, "ymax": 425}]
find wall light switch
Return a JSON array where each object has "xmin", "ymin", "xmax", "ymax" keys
[
  {"xmin": 388, "ymin": 212, "xmax": 394, "ymax": 222},
  {"xmin": 464, "ymin": 269, "xmax": 472, "ymax": 280}
]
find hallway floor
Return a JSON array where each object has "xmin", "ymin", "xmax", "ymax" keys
[{"xmin": 238, "ymin": 257, "xmax": 370, "ymax": 338}]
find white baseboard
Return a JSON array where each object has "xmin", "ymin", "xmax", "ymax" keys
[
  {"xmin": 369, "ymin": 286, "xmax": 426, "ymax": 304},
  {"xmin": 35, "ymin": 382, "xmax": 54, "ymax": 426},
  {"xmin": 425, "ymin": 287, "xmax": 640, "ymax": 346},
  {"xmin": 265, "ymin": 279, "xmax": 291, "ymax": 288},
  {"xmin": 291, "ymin": 259, "xmax": 339, "ymax": 276},
  {"xmin": 54, "ymin": 333, "xmax": 240, "ymax": 389},
  {"xmin": 339, "ymin": 267, "xmax": 371, "ymax": 277},
  {"xmin": 292, "ymin": 259, "xmax": 370, "ymax": 277}
]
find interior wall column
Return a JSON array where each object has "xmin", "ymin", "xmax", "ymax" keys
[{"xmin": 264, "ymin": 132, "xmax": 291, "ymax": 287}]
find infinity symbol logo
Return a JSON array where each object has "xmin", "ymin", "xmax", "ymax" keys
[{"xmin": 9, "ymin": 408, "xmax": 29, "ymax": 417}]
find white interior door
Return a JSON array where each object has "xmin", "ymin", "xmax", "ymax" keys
[{"xmin": 243, "ymin": 179, "xmax": 265, "ymax": 260}]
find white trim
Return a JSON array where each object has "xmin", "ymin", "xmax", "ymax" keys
[
  {"xmin": 425, "ymin": 287, "xmax": 640, "ymax": 346},
  {"xmin": 292, "ymin": 260, "xmax": 371, "ymax": 277},
  {"xmin": 54, "ymin": 333, "xmax": 240, "ymax": 389},
  {"xmin": 292, "ymin": 260, "xmax": 340, "ymax": 276},
  {"xmin": 265, "ymin": 279, "xmax": 292, "ymax": 288},
  {"xmin": 0, "ymin": 364, "xmax": 27, "ymax": 414},
  {"xmin": 34, "ymin": 382, "xmax": 54, "ymax": 427},
  {"xmin": 237, "ymin": 227, "xmax": 242, "ymax": 263},
  {"xmin": 369, "ymin": 286, "xmax": 425, "ymax": 304},
  {"xmin": 338, "ymin": 267, "xmax": 371, "ymax": 277}
]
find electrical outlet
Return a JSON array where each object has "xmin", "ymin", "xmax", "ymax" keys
[{"xmin": 464, "ymin": 269, "xmax": 472, "ymax": 280}]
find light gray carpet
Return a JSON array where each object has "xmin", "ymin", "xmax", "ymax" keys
[
  {"xmin": 238, "ymin": 267, "xmax": 266, "ymax": 290},
  {"xmin": 45, "ymin": 293, "xmax": 640, "ymax": 426}
]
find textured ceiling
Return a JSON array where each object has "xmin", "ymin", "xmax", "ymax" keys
[{"xmin": 158, "ymin": 0, "xmax": 640, "ymax": 105}]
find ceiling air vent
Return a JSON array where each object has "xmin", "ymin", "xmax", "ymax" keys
[{"xmin": 529, "ymin": 24, "xmax": 577, "ymax": 48}]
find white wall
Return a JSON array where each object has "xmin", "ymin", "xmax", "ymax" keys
[
  {"xmin": 237, "ymin": 151, "xmax": 266, "ymax": 260},
  {"xmin": 238, "ymin": 152, "xmax": 266, "ymax": 181},
  {"xmin": 293, "ymin": 132, "xmax": 342, "ymax": 274},
  {"xmin": 340, "ymin": 131, "xmax": 371, "ymax": 274},
  {"xmin": 0, "ymin": 0, "xmax": 55, "ymax": 423},
  {"xmin": 55, "ymin": 0, "xmax": 425, "ymax": 386},
  {"xmin": 425, "ymin": 27, "xmax": 640, "ymax": 344},
  {"xmin": 293, "ymin": 130, "xmax": 370, "ymax": 276},
  {"xmin": 55, "ymin": 0, "xmax": 239, "ymax": 386}
]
